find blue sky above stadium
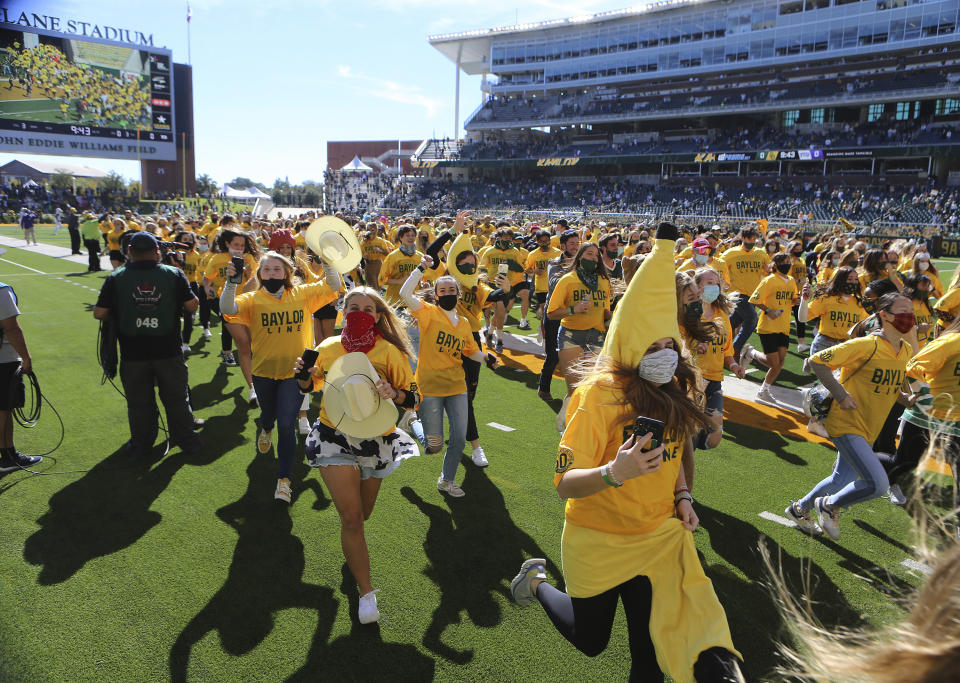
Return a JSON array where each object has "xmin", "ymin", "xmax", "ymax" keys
[{"xmin": 3, "ymin": 0, "xmax": 634, "ymax": 186}]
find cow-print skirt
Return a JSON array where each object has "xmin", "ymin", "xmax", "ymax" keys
[{"xmin": 305, "ymin": 419, "xmax": 419, "ymax": 479}]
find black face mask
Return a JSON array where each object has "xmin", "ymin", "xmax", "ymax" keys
[
  {"xmin": 606, "ymin": 249, "xmax": 619, "ymax": 260},
  {"xmin": 776, "ymin": 263, "xmax": 792, "ymax": 275},
  {"xmin": 792, "ymin": 251, "xmax": 802, "ymax": 258},
  {"xmin": 457, "ymin": 262, "xmax": 476, "ymax": 275},
  {"xmin": 262, "ymin": 278, "xmax": 285, "ymax": 293},
  {"xmin": 841, "ymin": 282, "xmax": 860, "ymax": 295},
  {"xmin": 539, "ymin": 244, "xmax": 550, "ymax": 251},
  {"xmin": 437, "ymin": 294, "xmax": 458, "ymax": 311},
  {"xmin": 863, "ymin": 299, "xmax": 876, "ymax": 313}
]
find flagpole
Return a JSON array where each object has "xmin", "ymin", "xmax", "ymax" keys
[{"xmin": 186, "ymin": 4, "xmax": 192, "ymax": 65}]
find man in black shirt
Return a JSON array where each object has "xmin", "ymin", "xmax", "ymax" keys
[
  {"xmin": 93, "ymin": 233, "xmax": 200, "ymax": 457},
  {"xmin": 66, "ymin": 207, "xmax": 82, "ymax": 255}
]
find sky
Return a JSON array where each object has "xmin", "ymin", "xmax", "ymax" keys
[{"xmin": 3, "ymin": 0, "xmax": 636, "ymax": 187}]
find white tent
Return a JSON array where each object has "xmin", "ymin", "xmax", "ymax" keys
[
  {"xmin": 221, "ymin": 184, "xmax": 270, "ymax": 199},
  {"xmin": 245, "ymin": 187, "xmax": 271, "ymax": 199},
  {"xmin": 341, "ymin": 155, "xmax": 373, "ymax": 173}
]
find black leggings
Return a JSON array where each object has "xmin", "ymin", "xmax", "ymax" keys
[
  {"xmin": 536, "ymin": 576, "xmax": 743, "ymax": 682},
  {"xmin": 791, "ymin": 305, "xmax": 806, "ymax": 340},
  {"xmin": 883, "ymin": 420, "xmax": 960, "ymax": 507},
  {"xmin": 462, "ymin": 332, "xmax": 481, "ymax": 443},
  {"xmin": 208, "ymin": 297, "xmax": 233, "ymax": 352},
  {"xmin": 193, "ymin": 282, "xmax": 211, "ymax": 329}
]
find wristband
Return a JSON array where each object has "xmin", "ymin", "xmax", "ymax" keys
[
  {"xmin": 600, "ymin": 463, "xmax": 622, "ymax": 488},
  {"xmin": 674, "ymin": 492, "xmax": 693, "ymax": 506},
  {"xmin": 416, "ymin": 265, "xmax": 425, "ymax": 272},
  {"xmin": 674, "ymin": 486, "xmax": 690, "ymax": 496}
]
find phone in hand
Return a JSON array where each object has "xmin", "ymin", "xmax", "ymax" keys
[
  {"xmin": 497, "ymin": 263, "xmax": 509, "ymax": 278},
  {"xmin": 297, "ymin": 348, "xmax": 320, "ymax": 381},
  {"xmin": 229, "ymin": 256, "xmax": 244, "ymax": 284},
  {"xmin": 633, "ymin": 416, "xmax": 665, "ymax": 451}
]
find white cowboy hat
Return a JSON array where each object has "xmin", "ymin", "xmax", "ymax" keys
[
  {"xmin": 305, "ymin": 216, "xmax": 362, "ymax": 274},
  {"xmin": 321, "ymin": 352, "xmax": 397, "ymax": 438}
]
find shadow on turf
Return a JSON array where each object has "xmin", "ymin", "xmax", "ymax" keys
[
  {"xmin": 169, "ymin": 452, "xmax": 431, "ymax": 681},
  {"xmin": 400, "ymin": 463, "xmax": 561, "ymax": 665},
  {"xmin": 22, "ymin": 392, "xmax": 249, "ymax": 585},
  {"xmin": 722, "ymin": 407, "xmax": 822, "ymax": 467},
  {"xmin": 695, "ymin": 503, "xmax": 865, "ymax": 680}
]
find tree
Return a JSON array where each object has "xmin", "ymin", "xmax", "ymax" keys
[
  {"xmin": 228, "ymin": 177, "xmax": 267, "ymax": 192},
  {"xmin": 50, "ymin": 170, "xmax": 73, "ymax": 190},
  {"xmin": 98, "ymin": 171, "xmax": 125, "ymax": 194},
  {"xmin": 196, "ymin": 173, "xmax": 217, "ymax": 197},
  {"xmin": 302, "ymin": 189, "xmax": 320, "ymax": 206}
]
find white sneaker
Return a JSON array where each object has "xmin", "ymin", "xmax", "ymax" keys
[
  {"xmin": 510, "ymin": 558, "xmax": 547, "ymax": 606},
  {"xmin": 797, "ymin": 342, "xmax": 810, "ymax": 353},
  {"xmin": 518, "ymin": 319, "xmax": 530, "ymax": 330},
  {"xmin": 738, "ymin": 343, "xmax": 755, "ymax": 368},
  {"xmin": 556, "ymin": 395, "xmax": 570, "ymax": 433},
  {"xmin": 472, "ymin": 447, "xmax": 489, "ymax": 467},
  {"xmin": 888, "ymin": 483, "xmax": 907, "ymax": 506},
  {"xmin": 437, "ymin": 476, "xmax": 465, "ymax": 498},
  {"xmin": 274, "ymin": 477, "xmax": 291, "ymax": 503},
  {"xmin": 784, "ymin": 501, "xmax": 822, "ymax": 536},
  {"xmin": 814, "ymin": 496, "xmax": 841, "ymax": 540},
  {"xmin": 202, "ymin": 327, "xmax": 212, "ymax": 339},
  {"xmin": 756, "ymin": 385, "xmax": 775, "ymax": 404},
  {"xmin": 358, "ymin": 590, "xmax": 380, "ymax": 624},
  {"xmin": 298, "ymin": 416, "xmax": 311, "ymax": 435},
  {"xmin": 180, "ymin": 343, "xmax": 191, "ymax": 354}
]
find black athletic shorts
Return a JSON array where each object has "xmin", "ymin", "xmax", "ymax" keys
[
  {"xmin": 514, "ymin": 280, "xmax": 531, "ymax": 292},
  {"xmin": 535, "ymin": 292, "xmax": 548, "ymax": 306},
  {"xmin": 109, "ymin": 249, "xmax": 124, "ymax": 262},
  {"xmin": 759, "ymin": 332, "xmax": 790, "ymax": 354},
  {"xmin": 313, "ymin": 303, "xmax": 338, "ymax": 320},
  {"xmin": 0, "ymin": 361, "xmax": 23, "ymax": 411}
]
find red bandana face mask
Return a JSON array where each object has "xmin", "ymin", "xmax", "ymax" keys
[{"xmin": 341, "ymin": 311, "xmax": 380, "ymax": 353}]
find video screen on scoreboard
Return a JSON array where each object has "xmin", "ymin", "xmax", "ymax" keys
[{"xmin": 0, "ymin": 27, "xmax": 176, "ymax": 161}]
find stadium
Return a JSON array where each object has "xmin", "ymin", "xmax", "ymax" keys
[{"xmin": 368, "ymin": 0, "xmax": 960, "ymax": 233}]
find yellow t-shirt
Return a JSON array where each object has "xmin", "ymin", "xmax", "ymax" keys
[
  {"xmin": 525, "ymin": 247, "xmax": 561, "ymax": 293},
  {"xmin": 361, "ymin": 236, "xmax": 394, "ymax": 262},
  {"xmin": 690, "ymin": 311, "xmax": 733, "ymax": 382},
  {"xmin": 457, "ymin": 283, "xmax": 492, "ymax": 332},
  {"xmin": 677, "ymin": 258, "xmax": 730, "ymax": 287},
  {"xmin": 411, "ymin": 303, "xmax": 480, "ymax": 397},
  {"xmin": 481, "ymin": 247, "xmax": 525, "ymax": 288},
  {"xmin": 676, "ymin": 246, "xmax": 693, "ymax": 262},
  {"xmin": 789, "ymin": 257, "xmax": 807, "ymax": 285},
  {"xmin": 858, "ymin": 270, "xmax": 902, "ymax": 291},
  {"xmin": 547, "ymin": 271, "xmax": 610, "ymax": 332},
  {"xmin": 816, "ymin": 266, "xmax": 836, "ymax": 285},
  {"xmin": 311, "ymin": 336, "xmax": 419, "ymax": 434},
  {"xmin": 182, "ymin": 251, "xmax": 202, "ymax": 284},
  {"xmin": 718, "ymin": 246, "xmax": 770, "ymax": 294},
  {"xmin": 555, "ymin": 380, "xmax": 685, "ymax": 535},
  {"xmin": 807, "ymin": 295, "xmax": 866, "ymax": 339},
  {"xmin": 225, "ymin": 281, "xmax": 337, "ymax": 380},
  {"xmin": 906, "ymin": 331, "xmax": 960, "ymax": 421},
  {"xmin": 810, "ymin": 335, "xmax": 911, "ymax": 441},
  {"xmin": 203, "ymin": 252, "xmax": 258, "ymax": 296},
  {"xmin": 913, "ymin": 299, "xmax": 935, "ymax": 349},
  {"xmin": 935, "ymin": 287, "xmax": 960, "ymax": 324},
  {"xmin": 749, "ymin": 274, "xmax": 797, "ymax": 335},
  {"xmin": 378, "ymin": 249, "xmax": 423, "ymax": 307},
  {"xmin": 106, "ymin": 229, "xmax": 124, "ymax": 251},
  {"xmin": 924, "ymin": 271, "xmax": 945, "ymax": 299}
]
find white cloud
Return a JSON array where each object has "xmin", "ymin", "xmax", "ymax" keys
[{"xmin": 336, "ymin": 64, "xmax": 444, "ymax": 118}]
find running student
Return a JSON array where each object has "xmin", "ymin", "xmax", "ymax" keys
[
  {"xmin": 717, "ymin": 227, "xmax": 770, "ymax": 356},
  {"xmin": 538, "ymin": 230, "xmax": 580, "ymax": 402},
  {"xmin": 511, "ymin": 223, "xmax": 744, "ymax": 682},
  {"xmin": 480, "ymin": 228, "xmax": 526, "ymax": 352},
  {"xmin": 298, "ymin": 287, "xmax": 422, "ymax": 625},
  {"xmin": 786, "ymin": 293, "xmax": 914, "ymax": 540},
  {"xmin": 400, "ymin": 257, "xmax": 499, "ymax": 497},
  {"xmin": 742, "ymin": 252, "xmax": 799, "ymax": 404},
  {"xmin": 221, "ymin": 250, "xmax": 339, "ymax": 503}
]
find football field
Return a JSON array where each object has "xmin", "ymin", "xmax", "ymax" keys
[{"xmin": 0, "ymin": 224, "xmax": 955, "ymax": 682}]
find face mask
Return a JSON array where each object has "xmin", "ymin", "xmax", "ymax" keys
[
  {"xmin": 617, "ymin": 246, "xmax": 624, "ymax": 257},
  {"xmin": 776, "ymin": 263, "xmax": 792, "ymax": 275},
  {"xmin": 539, "ymin": 244, "xmax": 550, "ymax": 252},
  {"xmin": 229, "ymin": 248, "xmax": 243, "ymax": 257},
  {"xmin": 742, "ymin": 242, "xmax": 755, "ymax": 252},
  {"xmin": 637, "ymin": 347, "xmax": 679, "ymax": 385},
  {"xmin": 342, "ymin": 310, "xmax": 380, "ymax": 353},
  {"xmin": 863, "ymin": 298, "xmax": 876, "ymax": 313},
  {"xmin": 198, "ymin": 244, "xmax": 209, "ymax": 252},
  {"xmin": 831, "ymin": 257, "xmax": 840, "ymax": 266},
  {"xmin": 457, "ymin": 261, "xmax": 476, "ymax": 275},
  {"xmin": 606, "ymin": 249, "xmax": 619, "ymax": 260},
  {"xmin": 262, "ymin": 278, "xmax": 285, "ymax": 293},
  {"xmin": 496, "ymin": 241, "xmax": 511, "ymax": 250},
  {"xmin": 399, "ymin": 243, "xmax": 416, "ymax": 256},
  {"xmin": 918, "ymin": 261, "xmax": 930, "ymax": 271},
  {"xmin": 579, "ymin": 259, "xmax": 597, "ymax": 274},
  {"xmin": 702, "ymin": 284, "xmax": 721, "ymax": 303},
  {"xmin": 693, "ymin": 253, "xmax": 709, "ymax": 266},
  {"xmin": 890, "ymin": 312, "xmax": 915, "ymax": 334},
  {"xmin": 686, "ymin": 301, "xmax": 703, "ymax": 318},
  {"xmin": 437, "ymin": 293, "xmax": 458, "ymax": 311},
  {"xmin": 792, "ymin": 251, "xmax": 802, "ymax": 258},
  {"xmin": 842, "ymin": 282, "xmax": 860, "ymax": 295}
]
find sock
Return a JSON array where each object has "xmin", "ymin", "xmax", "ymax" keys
[
  {"xmin": 761, "ymin": 382, "xmax": 771, "ymax": 391},
  {"xmin": 1, "ymin": 447, "xmax": 14, "ymax": 459}
]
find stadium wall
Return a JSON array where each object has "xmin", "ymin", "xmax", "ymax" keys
[{"xmin": 327, "ymin": 140, "xmax": 421, "ymax": 174}]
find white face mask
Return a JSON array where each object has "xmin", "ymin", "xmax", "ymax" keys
[
  {"xmin": 693, "ymin": 253, "xmax": 709, "ymax": 266},
  {"xmin": 637, "ymin": 347, "xmax": 679, "ymax": 385},
  {"xmin": 918, "ymin": 261, "xmax": 929, "ymax": 271}
]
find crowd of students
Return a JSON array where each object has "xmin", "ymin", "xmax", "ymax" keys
[{"xmin": 58, "ymin": 202, "xmax": 960, "ymax": 680}]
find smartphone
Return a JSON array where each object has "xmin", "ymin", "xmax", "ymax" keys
[
  {"xmin": 297, "ymin": 348, "xmax": 320, "ymax": 381},
  {"xmin": 633, "ymin": 416, "xmax": 665, "ymax": 451},
  {"xmin": 229, "ymin": 256, "xmax": 244, "ymax": 284},
  {"xmin": 497, "ymin": 263, "xmax": 509, "ymax": 278}
]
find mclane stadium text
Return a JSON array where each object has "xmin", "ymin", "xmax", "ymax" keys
[{"xmin": 0, "ymin": 9, "xmax": 154, "ymax": 46}]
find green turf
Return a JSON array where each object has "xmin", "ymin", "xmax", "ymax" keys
[{"xmin": 0, "ymin": 239, "xmax": 954, "ymax": 682}]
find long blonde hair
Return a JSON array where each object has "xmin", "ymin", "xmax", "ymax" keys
[
  {"xmin": 256, "ymin": 250, "xmax": 295, "ymax": 291},
  {"xmin": 343, "ymin": 287, "xmax": 414, "ymax": 360}
]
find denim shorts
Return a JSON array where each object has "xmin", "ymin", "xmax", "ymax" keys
[
  {"xmin": 703, "ymin": 379, "xmax": 723, "ymax": 417},
  {"xmin": 557, "ymin": 326, "xmax": 605, "ymax": 351}
]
